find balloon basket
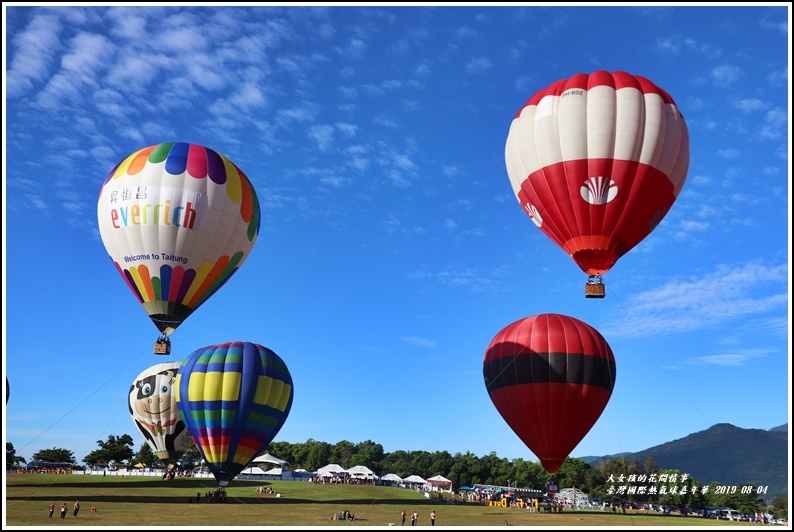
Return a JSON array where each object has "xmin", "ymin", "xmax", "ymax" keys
[
  {"xmin": 585, "ymin": 282, "xmax": 605, "ymax": 298},
  {"xmin": 154, "ymin": 338, "xmax": 171, "ymax": 355}
]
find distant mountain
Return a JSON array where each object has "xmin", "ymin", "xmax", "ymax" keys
[{"xmin": 578, "ymin": 423, "xmax": 788, "ymax": 501}]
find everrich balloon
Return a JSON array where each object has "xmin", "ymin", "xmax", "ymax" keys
[
  {"xmin": 483, "ymin": 314, "xmax": 616, "ymax": 473},
  {"xmin": 128, "ymin": 362, "xmax": 194, "ymax": 466},
  {"xmin": 175, "ymin": 341, "xmax": 294, "ymax": 487},
  {"xmin": 97, "ymin": 142, "xmax": 261, "ymax": 339},
  {"xmin": 504, "ymin": 71, "xmax": 689, "ymax": 295}
]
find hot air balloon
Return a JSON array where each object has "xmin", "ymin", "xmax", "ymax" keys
[
  {"xmin": 128, "ymin": 362, "xmax": 194, "ymax": 467},
  {"xmin": 483, "ymin": 313, "xmax": 616, "ymax": 473},
  {"xmin": 504, "ymin": 71, "xmax": 689, "ymax": 297},
  {"xmin": 97, "ymin": 142, "xmax": 261, "ymax": 353},
  {"xmin": 175, "ymin": 341, "xmax": 294, "ymax": 487}
]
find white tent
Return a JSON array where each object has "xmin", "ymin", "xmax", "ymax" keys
[
  {"xmin": 316, "ymin": 463, "xmax": 346, "ymax": 476},
  {"xmin": 426, "ymin": 474, "xmax": 453, "ymax": 492},
  {"xmin": 252, "ymin": 452, "xmax": 289, "ymax": 466},
  {"xmin": 240, "ymin": 465, "xmax": 269, "ymax": 475},
  {"xmin": 381, "ymin": 473, "xmax": 403, "ymax": 482},
  {"xmin": 263, "ymin": 467, "xmax": 283, "ymax": 476},
  {"xmin": 345, "ymin": 465, "xmax": 377, "ymax": 479},
  {"xmin": 402, "ymin": 474, "xmax": 426, "ymax": 484}
]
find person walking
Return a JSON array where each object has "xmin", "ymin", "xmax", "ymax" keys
[
  {"xmin": 411, "ymin": 511, "xmax": 418, "ymax": 526},
  {"xmin": 48, "ymin": 502, "xmax": 55, "ymax": 518},
  {"xmin": 73, "ymin": 500, "xmax": 80, "ymax": 518},
  {"xmin": 430, "ymin": 510, "xmax": 436, "ymax": 526},
  {"xmin": 60, "ymin": 503, "xmax": 67, "ymax": 519},
  {"xmin": 401, "ymin": 510, "xmax": 406, "ymax": 526}
]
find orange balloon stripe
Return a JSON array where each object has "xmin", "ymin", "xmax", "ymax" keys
[
  {"xmin": 129, "ymin": 264, "xmax": 155, "ymax": 302},
  {"xmin": 127, "ymin": 145, "xmax": 158, "ymax": 176},
  {"xmin": 561, "ymin": 235, "xmax": 613, "ymax": 256}
]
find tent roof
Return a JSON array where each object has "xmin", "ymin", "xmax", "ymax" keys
[
  {"xmin": 381, "ymin": 473, "xmax": 403, "ymax": 482},
  {"xmin": 241, "ymin": 466, "xmax": 269, "ymax": 475},
  {"xmin": 402, "ymin": 474, "xmax": 426, "ymax": 483},
  {"xmin": 252, "ymin": 452, "xmax": 289, "ymax": 466},
  {"xmin": 427, "ymin": 475, "xmax": 452, "ymax": 483},
  {"xmin": 345, "ymin": 465, "xmax": 376, "ymax": 477},
  {"xmin": 316, "ymin": 463, "xmax": 345, "ymax": 474}
]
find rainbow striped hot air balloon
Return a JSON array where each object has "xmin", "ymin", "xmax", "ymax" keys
[
  {"xmin": 175, "ymin": 341, "xmax": 294, "ymax": 487},
  {"xmin": 97, "ymin": 142, "xmax": 261, "ymax": 352}
]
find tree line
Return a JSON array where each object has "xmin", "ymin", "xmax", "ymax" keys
[{"xmin": 6, "ymin": 438, "xmax": 787, "ymax": 519}]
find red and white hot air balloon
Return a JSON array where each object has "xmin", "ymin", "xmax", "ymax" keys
[{"xmin": 505, "ymin": 71, "xmax": 689, "ymax": 297}]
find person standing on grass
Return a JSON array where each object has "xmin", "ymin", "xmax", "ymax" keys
[
  {"xmin": 401, "ymin": 510, "xmax": 406, "ymax": 525},
  {"xmin": 60, "ymin": 503, "xmax": 67, "ymax": 519},
  {"xmin": 73, "ymin": 500, "xmax": 80, "ymax": 517},
  {"xmin": 430, "ymin": 510, "xmax": 436, "ymax": 526},
  {"xmin": 411, "ymin": 511, "xmax": 418, "ymax": 526},
  {"xmin": 48, "ymin": 502, "xmax": 55, "ymax": 518}
]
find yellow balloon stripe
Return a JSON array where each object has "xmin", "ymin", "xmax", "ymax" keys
[
  {"xmin": 223, "ymin": 156, "xmax": 243, "ymax": 204},
  {"xmin": 111, "ymin": 151, "xmax": 140, "ymax": 180},
  {"xmin": 254, "ymin": 376, "xmax": 291, "ymax": 411}
]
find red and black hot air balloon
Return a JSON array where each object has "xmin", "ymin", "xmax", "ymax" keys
[
  {"xmin": 483, "ymin": 313, "xmax": 616, "ymax": 473},
  {"xmin": 504, "ymin": 71, "xmax": 689, "ymax": 297}
]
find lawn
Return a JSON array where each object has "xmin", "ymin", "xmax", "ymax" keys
[{"xmin": 5, "ymin": 474, "xmax": 751, "ymax": 527}]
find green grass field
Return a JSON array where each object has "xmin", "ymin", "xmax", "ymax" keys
[{"xmin": 5, "ymin": 474, "xmax": 751, "ymax": 527}]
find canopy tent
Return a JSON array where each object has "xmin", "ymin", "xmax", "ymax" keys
[
  {"xmin": 240, "ymin": 465, "xmax": 269, "ymax": 475},
  {"xmin": 252, "ymin": 452, "xmax": 289, "ymax": 466},
  {"xmin": 345, "ymin": 465, "xmax": 377, "ymax": 479},
  {"xmin": 316, "ymin": 463, "xmax": 346, "ymax": 477},
  {"xmin": 426, "ymin": 474, "xmax": 453, "ymax": 492},
  {"xmin": 381, "ymin": 473, "xmax": 403, "ymax": 482},
  {"xmin": 402, "ymin": 474, "xmax": 426, "ymax": 484}
]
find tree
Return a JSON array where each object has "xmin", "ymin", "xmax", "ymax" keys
[
  {"xmin": 83, "ymin": 434, "xmax": 134, "ymax": 466},
  {"xmin": 331, "ymin": 440, "xmax": 356, "ymax": 469},
  {"xmin": 180, "ymin": 443, "xmax": 202, "ymax": 469},
  {"xmin": 769, "ymin": 495, "xmax": 787, "ymax": 520},
  {"xmin": 6, "ymin": 442, "xmax": 26, "ymax": 469},
  {"xmin": 132, "ymin": 443, "xmax": 157, "ymax": 468},
  {"xmin": 32, "ymin": 448, "xmax": 76, "ymax": 464},
  {"xmin": 303, "ymin": 440, "xmax": 332, "ymax": 473}
]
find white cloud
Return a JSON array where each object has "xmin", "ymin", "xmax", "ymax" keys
[{"xmin": 401, "ymin": 336, "xmax": 437, "ymax": 348}]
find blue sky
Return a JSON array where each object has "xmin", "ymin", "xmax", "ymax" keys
[{"xmin": 3, "ymin": 4, "xmax": 791, "ymax": 475}]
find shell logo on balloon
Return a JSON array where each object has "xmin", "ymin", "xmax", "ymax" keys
[
  {"xmin": 97, "ymin": 142, "xmax": 261, "ymax": 337},
  {"xmin": 580, "ymin": 176, "xmax": 618, "ymax": 205}
]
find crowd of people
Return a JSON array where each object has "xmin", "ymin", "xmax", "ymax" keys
[{"xmin": 48, "ymin": 501, "xmax": 79, "ymax": 519}]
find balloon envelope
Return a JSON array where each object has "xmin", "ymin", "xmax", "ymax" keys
[
  {"xmin": 175, "ymin": 341, "xmax": 294, "ymax": 487},
  {"xmin": 128, "ymin": 362, "xmax": 194, "ymax": 465},
  {"xmin": 505, "ymin": 71, "xmax": 689, "ymax": 276},
  {"xmin": 97, "ymin": 142, "xmax": 261, "ymax": 336},
  {"xmin": 483, "ymin": 313, "xmax": 616, "ymax": 473}
]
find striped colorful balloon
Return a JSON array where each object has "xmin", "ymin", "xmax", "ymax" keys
[
  {"xmin": 175, "ymin": 341, "xmax": 294, "ymax": 487},
  {"xmin": 97, "ymin": 142, "xmax": 261, "ymax": 337}
]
